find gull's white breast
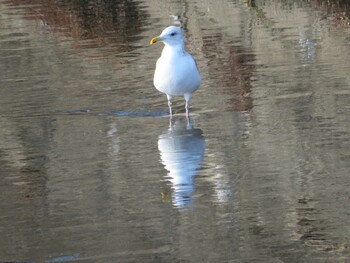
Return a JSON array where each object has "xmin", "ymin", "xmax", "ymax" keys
[{"xmin": 154, "ymin": 49, "xmax": 201, "ymax": 96}]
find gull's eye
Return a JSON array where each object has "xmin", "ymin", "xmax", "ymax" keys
[{"xmin": 170, "ymin": 32, "xmax": 177, "ymax": 36}]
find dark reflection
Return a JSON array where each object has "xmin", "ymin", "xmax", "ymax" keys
[
  {"xmin": 202, "ymin": 34, "xmax": 255, "ymax": 112},
  {"xmin": 158, "ymin": 117, "xmax": 206, "ymax": 209},
  {"xmin": 255, "ymin": 0, "xmax": 350, "ymax": 27},
  {"xmin": 312, "ymin": 0, "xmax": 350, "ymax": 27},
  {"xmin": 6, "ymin": 0, "xmax": 148, "ymax": 49}
]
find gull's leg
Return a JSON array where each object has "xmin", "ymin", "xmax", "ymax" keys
[
  {"xmin": 166, "ymin": 94, "xmax": 173, "ymax": 116},
  {"xmin": 186, "ymin": 114, "xmax": 193, "ymax": 130},
  {"xmin": 184, "ymin": 93, "xmax": 192, "ymax": 117},
  {"xmin": 169, "ymin": 115, "xmax": 174, "ymax": 129}
]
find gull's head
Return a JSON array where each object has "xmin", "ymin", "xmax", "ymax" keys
[{"xmin": 150, "ymin": 26, "xmax": 184, "ymax": 47}]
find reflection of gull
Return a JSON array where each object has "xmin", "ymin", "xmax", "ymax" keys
[
  {"xmin": 107, "ymin": 122, "xmax": 120, "ymax": 156},
  {"xmin": 158, "ymin": 118, "xmax": 206, "ymax": 208}
]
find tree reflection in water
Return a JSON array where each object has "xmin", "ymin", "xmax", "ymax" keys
[{"xmin": 7, "ymin": 0, "xmax": 148, "ymax": 49}]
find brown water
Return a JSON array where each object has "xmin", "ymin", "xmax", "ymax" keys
[{"xmin": 0, "ymin": 0, "xmax": 350, "ymax": 262}]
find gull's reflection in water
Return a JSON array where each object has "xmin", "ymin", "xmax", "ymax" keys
[{"xmin": 158, "ymin": 117, "xmax": 206, "ymax": 208}]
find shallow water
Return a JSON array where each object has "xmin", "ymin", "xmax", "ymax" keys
[{"xmin": 0, "ymin": 0, "xmax": 349, "ymax": 262}]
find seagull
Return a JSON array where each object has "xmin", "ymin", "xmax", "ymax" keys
[{"xmin": 150, "ymin": 26, "xmax": 201, "ymax": 116}]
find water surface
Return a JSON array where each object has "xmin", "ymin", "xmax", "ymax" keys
[{"xmin": 0, "ymin": 0, "xmax": 349, "ymax": 262}]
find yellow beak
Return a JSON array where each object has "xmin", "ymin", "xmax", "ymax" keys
[{"xmin": 150, "ymin": 36, "xmax": 161, "ymax": 45}]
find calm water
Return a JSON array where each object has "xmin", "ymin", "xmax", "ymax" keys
[{"xmin": 1, "ymin": 0, "xmax": 350, "ymax": 262}]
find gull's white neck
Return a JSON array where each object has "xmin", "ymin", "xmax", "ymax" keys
[{"xmin": 161, "ymin": 42, "xmax": 186, "ymax": 57}]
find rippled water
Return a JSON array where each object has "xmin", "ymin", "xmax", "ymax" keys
[{"xmin": 1, "ymin": 0, "xmax": 349, "ymax": 262}]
